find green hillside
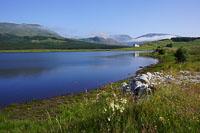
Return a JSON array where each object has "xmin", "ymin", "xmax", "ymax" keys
[
  {"xmin": 140, "ymin": 37, "xmax": 200, "ymax": 49},
  {"xmin": 0, "ymin": 34, "xmax": 128, "ymax": 50},
  {"xmin": 0, "ymin": 22, "xmax": 60, "ymax": 37}
]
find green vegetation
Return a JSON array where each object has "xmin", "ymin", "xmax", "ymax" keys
[
  {"xmin": 158, "ymin": 49, "xmax": 166, "ymax": 55},
  {"xmin": 142, "ymin": 38, "xmax": 200, "ymax": 49},
  {"xmin": 0, "ymin": 34, "xmax": 127, "ymax": 50},
  {"xmin": 0, "ymin": 22, "xmax": 60, "ymax": 37},
  {"xmin": 0, "ymin": 47, "xmax": 153, "ymax": 53},
  {"xmin": 0, "ymin": 38, "xmax": 200, "ymax": 132},
  {"xmin": 166, "ymin": 43, "xmax": 173, "ymax": 48},
  {"xmin": 174, "ymin": 47, "xmax": 189, "ymax": 63},
  {"xmin": 171, "ymin": 37, "xmax": 200, "ymax": 42}
]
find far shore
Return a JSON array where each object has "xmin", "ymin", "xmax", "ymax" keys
[{"xmin": 0, "ymin": 47, "xmax": 153, "ymax": 53}]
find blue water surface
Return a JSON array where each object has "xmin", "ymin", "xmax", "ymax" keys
[{"xmin": 0, "ymin": 51, "xmax": 157, "ymax": 106}]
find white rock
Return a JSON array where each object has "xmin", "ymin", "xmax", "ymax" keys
[
  {"xmin": 146, "ymin": 72, "xmax": 152, "ymax": 80},
  {"xmin": 132, "ymin": 81, "xmax": 143, "ymax": 90},
  {"xmin": 121, "ymin": 82, "xmax": 128, "ymax": 87},
  {"xmin": 138, "ymin": 75, "xmax": 150, "ymax": 84}
]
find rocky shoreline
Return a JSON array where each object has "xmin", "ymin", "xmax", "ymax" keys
[{"xmin": 120, "ymin": 71, "xmax": 200, "ymax": 98}]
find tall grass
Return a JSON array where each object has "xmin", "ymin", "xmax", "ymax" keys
[{"xmin": 0, "ymin": 82, "xmax": 199, "ymax": 132}]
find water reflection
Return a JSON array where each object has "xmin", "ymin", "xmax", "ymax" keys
[
  {"xmin": 0, "ymin": 67, "xmax": 53, "ymax": 78},
  {"xmin": 0, "ymin": 51, "xmax": 157, "ymax": 106},
  {"xmin": 134, "ymin": 52, "xmax": 140, "ymax": 57}
]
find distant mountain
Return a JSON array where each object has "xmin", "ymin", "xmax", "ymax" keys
[
  {"xmin": 129, "ymin": 33, "xmax": 179, "ymax": 44},
  {"xmin": 0, "ymin": 22, "xmax": 60, "ymax": 37},
  {"xmin": 80, "ymin": 36, "xmax": 122, "ymax": 45},
  {"xmin": 80, "ymin": 33, "xmax": 179, "ymax": 46}
]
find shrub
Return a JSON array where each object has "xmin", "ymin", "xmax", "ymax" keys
[
  {"xmin": 166, "ymin": 43, "xmax": 173, "ymax": 48},
  {"xmin": 158, "ymin": 49, "xmax": 166, "ymax": 55},
  {"xmin": 174, "ymin": 47, "xmax": 189, "ymax": 62}
]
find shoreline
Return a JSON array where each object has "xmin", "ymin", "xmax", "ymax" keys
[
  {"xmin": 1, "ymin": 43, "xmax": 199, "ymax": 132},
  {"xmin": 0, "ymin": 48, "xmax": 153, "ymax": 53},
  {"xmin": 0, "ymin": 53, "xmax": 158, "ymax": 109}
]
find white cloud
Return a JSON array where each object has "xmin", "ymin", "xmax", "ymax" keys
[{"xmin": 129, "ymin": 35, "xmax": 177, "ymax": 42}]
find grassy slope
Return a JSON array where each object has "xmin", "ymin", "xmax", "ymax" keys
[
  {"xmin": 0, "ymin": 34, "xmax": 127, "ymax": 50},
  {"xmin": 142, "ymin": 39, "xmax": 200, "ymax": 49},
  {"xmin": 0, "ymin": 41, "xmax": 200, "ymax": 132},
  {"xmin": 0, "ymin": 22, "xmax": 60, "ymax": 37},
  {"xmin": 0, "ymin": 47, "xmax": 153, "ymax": 53}
]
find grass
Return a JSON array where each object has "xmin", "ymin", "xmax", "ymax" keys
[
  {"xmin": 0, "ymin": 42, "xmax": 200, "ymax": 132},
  {"xmin": 0, "ymin": 47, "xmax": 153, "ymax": 53},
  {"xmin": 0, "ymin": 34, "xmax": 127, "ymax": 50},
  {"xmin": 142, "ymin": 39, "xmax": 200, "ymax": 49}
]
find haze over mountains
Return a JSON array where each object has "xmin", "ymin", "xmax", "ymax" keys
[
  {"xmin": 0, "ymin": 22, "xmax": 60, "ymax": 37},
  {"xmin": 130, "ymin": 33, "xmax": 179, "ymax": 44},
  {"xmin": 80, "ymin": 36, "xmax": 122, "ymax": 45},
  {"xmin": 0, "ymin": 22, "xmax": 179, "ymax": 46},
  {"xmin": 0, "ymin": 22, "xmax": 126, "ymax": 50},
  {"xmin": 81, "ymin": 33, "xmax": 179, "ymax": 46}
]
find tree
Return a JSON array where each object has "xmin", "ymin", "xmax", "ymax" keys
[{"xmin": 174, "ymin": 47, "xmax": 189, "ymax": 62}]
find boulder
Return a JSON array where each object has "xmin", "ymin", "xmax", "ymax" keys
[
  {"xmin": 137, "ymin": 74, "xmax": 150, "ymax": 84},
  {"xmin": 131, "ymin": 81, "xmax": 143, "ymax": 90},
  {"xmin": 119, "ymin": 82, "xmax": 129, "ymax": 91},
  {"xmin": 137, "ymin": 84, "xmax": 150, "ymax": 96},
  {"xmin": 120, "ymin": 82, "xmax": 128, "ymax": 88},
  {"xmin": 146, "ymin": 72, "xmax": 152, "ymax": 80}
]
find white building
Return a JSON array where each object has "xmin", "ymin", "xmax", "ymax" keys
[{"xmin": 133, "ymin": 44, "xmax": 140, "ymax": 47}]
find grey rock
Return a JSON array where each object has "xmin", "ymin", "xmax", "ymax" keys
[
  {"xmin": 147, "ymin": 72, "xmax": 152, "ymax": 80},
  {"xmin": 137, "ymin": 75, "xmax": 150, "ymax": 84},
  {"xmin": 131, "ymin": 81, "xmax": 143, "ymax": 90}
]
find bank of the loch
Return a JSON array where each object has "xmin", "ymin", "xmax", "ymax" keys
[{"xmin": 0, "ymin": 47, "xmax": 200, "ymax": 132}]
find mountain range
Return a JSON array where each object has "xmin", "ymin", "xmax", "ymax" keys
[
  {"xmin": 0, "ymin": 22, "xmax": 179, "ymax": 46},
  {"xmin": 80, "ymin": 36, "xmax": 122, "ymax": 45},
  {"xmin": 0, "ymin": 22, "xmax": 60, "ymax": 37},
  {"xmin": 80, "ymin": 33, "xmax": 179, "ymax": 46}
]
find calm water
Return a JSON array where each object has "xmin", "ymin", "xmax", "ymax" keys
[{"xmin": 0, "ymin": 51, "xmax": 157, "ymax": 106}]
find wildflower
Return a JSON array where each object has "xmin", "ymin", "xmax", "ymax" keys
[
  {"xmin": 104, "ymin": 107, "xmax": 107, "ymax": 112},
  {"xmin": 120, "ymin": 107, "xmax": 125, "ymax": 113},
  {"xmin": 121, "ymin": 98, "xmax": 127, "ymax": 104},
  {"xmin": 159, "ymin": 117, "xmax": 165, "ymax": 123},
  {"xmin": 110, "ymin": 100, "xmax": 115, "ymax": 111},
  {"xmin": 115, "ymin": 104, "xmax": 120, "ymax": 110},
  {"xmin": 107, "ymin": 117, "xmax": 111, "ymax": 121}
]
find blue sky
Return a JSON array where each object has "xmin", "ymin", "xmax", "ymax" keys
[{"xmin": 0, "ymin": 0, "xmax": 200, "ymax": 37}]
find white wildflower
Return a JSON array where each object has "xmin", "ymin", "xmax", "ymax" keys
[
  {"xmin": 159, "ymin": 117, "xmax": 165, "ymax": 122},
  {"xmin": 120, "ymin": 107, "xmax": 125, "ymax": 113},
  {"xmin": 104, "ymin": 107, "xmax": 107, "ymax": 112},
  {"xmin": 110, "ymin": 100, "xmax": 115, "ymax": 111},
  {"xmin": 121, "ymin": 98, "xmax": 127, "ymax": 104},
  {"xmin": 114, "ymin": 104, "xmax": 120, "ymax": 110}
]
